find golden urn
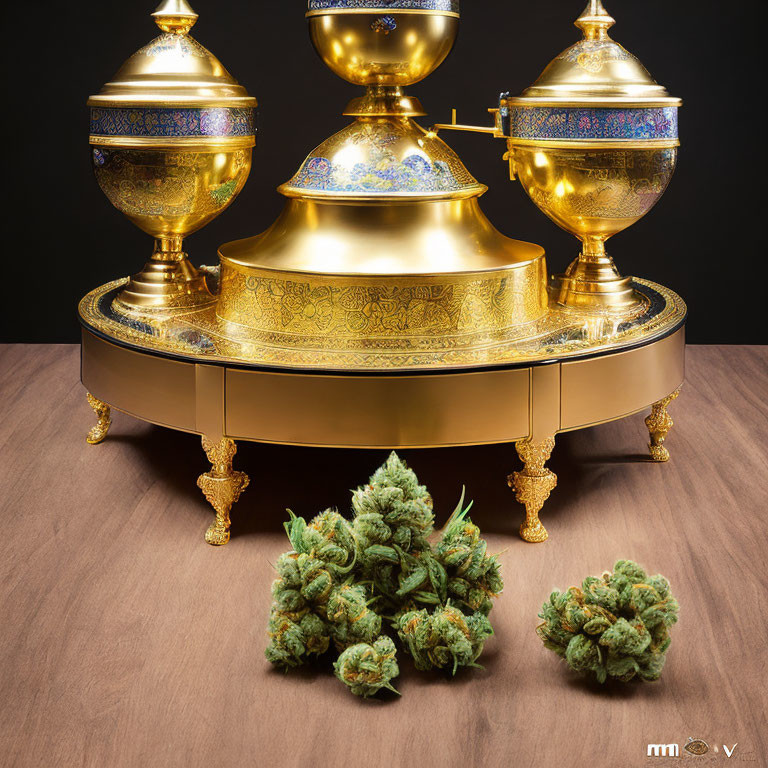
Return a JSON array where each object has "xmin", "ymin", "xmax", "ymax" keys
[
  {"xmin": 88, "ymin": 0, "xmax": 257, "ymax": 312},
  {"xmin": 215, "ymin": 0, "xmax": 549, "ymax": 360},
  {"xmin": 500, "ymin": 0, "xmax": 681, "ymax": 314}
]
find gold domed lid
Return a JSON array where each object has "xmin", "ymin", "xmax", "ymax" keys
[
  {"xmin": 509, "ymin": 1, "xmax": 680, "ymax": 107},
  {"xmin": 88, "ymin": 0, "xmax": 256, "ymax": 109},
  {"xmin": 279, "ymin": 117, "xmax": 486, "ymax": 202}
]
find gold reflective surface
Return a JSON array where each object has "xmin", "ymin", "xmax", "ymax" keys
[
  {"xmin": 511, "ymin": 145, "xmax": 677, "ymax": 242},
  {"xmin": 510, "ymin": 438, "xmax": 557, "ymax": 543},
  {"xmin": 343, "ymin": 86, "xmax": 426, "ymax": 118},
  {"xmin": 212, "ymin": 0, "xmax": 552, "ymax": 355},
  {"xmin": 79, "ymin": 275, "xmax": 685, "ymax": 372},
  {"xmin": 280, "ymin": 116, "xmax": 486, "ymax": 202},
  {"xmin": 92, "ymin": 146, "xmax": 252, "ymax": 310},
  {"xmin": 81, "ymin": 1, "xmax": 689, "ymax": 548},
  {"xmin": 508, "ymin": 0, "xmax": 679, "ymax": 107},
  {"xmin": 86, "ymin": 393, "xmax": 112, "ymax": 445},
  {"xmin": 216, "ymin": 259, "xmax": 548, "ymax": 352},
  {"xmin": 308, "ymin": 12, "xmax": 459, "ymax": 88},
  {"xmin": 646, "ymin": 388, "xmax": 681, "ymax": 462},
  {"xmin": 559, "ymin": 330, "xmax": 684, "ymax": 430},
  {"xmin": 503, "ymin": 1, "xmax": 681, "ymax": 313},
  {"xmin": 219, "ymin": 12, "xmax": 545, "ymax": 353},
  {"xmin": 197, "ymin": 436, "xmax": 249, "ymax": 546},
  {"xmin": 88, "ymin": 0, "xmax": 256, "ymax": 108},
  {"xmin": 94, "ymin": 147, "xmax": 252, "ymax": 240},
  {"xmin": 511, "ymin": 144, "xmax": 677, "ymax": 310},
  {"xmin": 216, "ymin": 195, "xmax": 547, "ymax": 349},
  {"xmin": 79, "ymin": 316, "xmax": 685, "ymax": 447},
  {"xmin": 87, "ymin": 2, "xmax": 256, "ymax": 311},
  {"xmin": 220, "ymin": 197, "xmax": 542, "ymax": 275}
]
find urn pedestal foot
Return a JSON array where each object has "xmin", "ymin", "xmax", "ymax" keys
[
  {"xmin": 508, "ymin": 437, "xmax": 557, "ymax": 543},
  {"xmin": 197, "ymin": 436, "xmax": 249, "ymax": 546},
  {"xmin": 114, "ymin": 236, "xmax": 214, "ymax": 313},
  {"xmin": 645, "ymin": 388, "xmax": 681, "ymax": 462},
  {"xmin": 86, "ymin": 393, "xmax": 112, "ymax": 445},
  {"xmin": 552, "ymin": 238, "xmax": 643, "ymax": 315}
]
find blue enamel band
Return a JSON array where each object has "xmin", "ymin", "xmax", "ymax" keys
[
  {"xmin": 500, "ymin": 104, "xmax": 678, "ymax": 142},
  {"xmin": 308, "ymin": 0, "xmax": 459, "ymax": 13},
  {"xmin": 287, "ymin": 153, "xmax": 474, "ymax": 196},
  {"xmin": 89, "ymin": 107, "xmax": 256, "ymax": 140}
]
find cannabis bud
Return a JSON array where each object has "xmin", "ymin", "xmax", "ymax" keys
[
  {"xmin": 265, "ymin": 452, "xmax": 503, "ymax": 698},
  {"xmin": 396, "ymin": 605, "xmax": 493, "ymax": 675},
  {"xmin": 334, "ymin": 636, "xmax": 400, "ymax": 698},
  {"xmin": 537, "ymin": 560, "xmax": 679, "ymax": 683}
]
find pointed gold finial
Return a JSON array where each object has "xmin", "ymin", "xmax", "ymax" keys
[
  {"xmin": 152, "ymin": 0, "xmax": 198, "ymax": 34},
  {"xmin": 575, "ymin": 0, "xmax": 615, "ymax": 41}
]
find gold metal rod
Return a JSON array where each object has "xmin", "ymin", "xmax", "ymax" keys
[
  {"xmin": 431, "ymin": 123, "xmax": 497, "ymax": 135},
  {"xmin": 431, "ymin": 107, "xmax": 499, "ymax": 137}
]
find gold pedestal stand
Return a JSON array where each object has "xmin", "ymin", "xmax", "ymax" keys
[
  {"xmin": 552, "ymin": 241, "xmax": 641, "ymax": 314},
  {"xmin": 81, "ymin": 1, "xmax": 687, "ymax": 548},
  {"xmin": 79, "ymin": 276, "xmax": 685, "ymax": 546},
  {"xmin": 114, "ymin": 236, "xmax": 214, "ymax": 312}
]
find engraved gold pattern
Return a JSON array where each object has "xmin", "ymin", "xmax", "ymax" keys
[
  {"xmin": 645, "ymin": 388, "xmax": 680, "ymax": 462},
  {"xmin": 512, "ymin": 145, "xmax": 677, "ymax": 223},
  {"xmin": 87, "ymin": 0, "xmax": 256, "ymax": 312},
  {"xmin": 79, "ymin": 277, "xmax": 685, "ymax": 372},
  {"xmin": 86, "ymin": 393, "xmax": 112, "ymax": 445},
  {"xmin": 510, "ymin": 143, "xmax": 678, "ymax": 313},
  {"xmin": 281, "ymin": 118, "xmax": 482, "ymax": 200},
  {"xmin": 501, "ymin": 0, "xmax": 681, "ymax": 313},
  {"xmin": 197, "ymin": 436, "xmax": 250, "ymax": 546},
  {"xmin": 216, "ymin": 261, "xmax": 547, "ymax": 349},
  {"xmin": 93, "ymin": 147, "xmax": 251, "ymax": 221},
  {"xmin": 89, "ymin": 144, "xmax": 252, "ymax": 311},
  {"xmin": 508, "ymin": 437, "xmax": 557, "ymax": 543}
]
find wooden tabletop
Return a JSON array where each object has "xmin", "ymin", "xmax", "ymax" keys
[{"xmin": 0, "ymin": 344, "xmax": 766, "ymax": 768}]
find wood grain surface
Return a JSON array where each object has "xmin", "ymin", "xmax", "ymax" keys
[{"xmin": 0, "ymin": 344, "xmax": 766, "ymax": 768}]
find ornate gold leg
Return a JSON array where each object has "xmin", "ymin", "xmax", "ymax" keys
[
  {"xmin": 86, "ymin": 392, "xmax": 112, "ymax": 445},
  {"xmin": 197, "ymin": 436, "xmax": 250, "ymax": 546},
  {"xmin": 508, "ymin": 437, "xmax": 557, "ymax": 543},
  {"xmin": 645, "ymin": 388, "xmax": 681, "ymax": 462}
]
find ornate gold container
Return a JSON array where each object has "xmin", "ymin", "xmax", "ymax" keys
[
  {"xmin": 216, "ymin": 0, "xmax": 548, "ymax": 354},
  {"xmin": 499, "ymin": 0, "xmax": 681, "ymax": 314},
  {"xmin": 79, "ymin": 0, "xmax": 688, "ymax": 548},
  {"xmin": 88, "ymin": 0, "xmax": 257, "ymax": 312}
]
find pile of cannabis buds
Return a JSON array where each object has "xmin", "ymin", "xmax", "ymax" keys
[{"xmin": 265, "ymin": 452, "xmax": 503, "ymax": 697}]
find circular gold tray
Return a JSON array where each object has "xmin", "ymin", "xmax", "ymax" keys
[
  {"xmin": 79, "ymin": 276, "xmax": 685, "ymax": 449},
  {"xmin": 79, "ymin": 274, "xmax": 685, "ymax": 374}
]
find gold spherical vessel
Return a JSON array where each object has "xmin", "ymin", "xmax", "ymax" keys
[
  {"xmin": 511, "ymin": 144, "xmax": 677, "ymax": 310},
  {"xmin": 307, "ymin": 7, "xmax": 459, "ymax": 88},
  {"xmin": 501, "ymin": 0, "xmax": 681, "ymax": 314},
  {"xmin": 88, "ymin": 0, "xmax": 257, "ymax": 312}
]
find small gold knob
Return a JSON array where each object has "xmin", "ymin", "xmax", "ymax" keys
[
  {"xmin": 152, "ymin": 0, "xmax": 198, "ymax": 34},
  {"xmin": 574, "ymin": 0, "xmax": 615, "ymax": 41}
]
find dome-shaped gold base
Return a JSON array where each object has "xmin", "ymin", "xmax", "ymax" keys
[
  {"xmin": 215, "ymin": 98, "xmax": 548, "ymax": 356},
  {"xmin": 216, "ymin": 196, "xmax": 548, "ymax": 353}
]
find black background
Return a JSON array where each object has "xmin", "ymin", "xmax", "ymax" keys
[{"xmin": 2, "ymin": 0, "xmax": 763, "ymax": 344}]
